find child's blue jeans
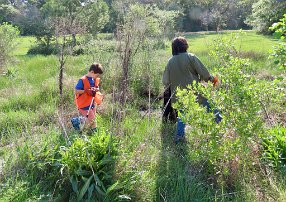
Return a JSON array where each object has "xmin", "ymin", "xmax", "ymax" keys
[{"xmin": 176, "ymin": 99, "xmax": 222, "ymax": 138}]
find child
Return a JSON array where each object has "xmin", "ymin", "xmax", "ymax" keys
[{"xmin": 74, "ymin": 63, "xmax": 103, "ymax": 133}]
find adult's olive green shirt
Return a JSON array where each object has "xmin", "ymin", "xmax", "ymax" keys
[{"xmin": 162, "ymin": 52, "xmax": 213, "ymax": 103}]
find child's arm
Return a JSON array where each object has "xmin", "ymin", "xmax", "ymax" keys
[
  {"xmin": 75, "ymin": 79, "xmax": 95, "ymax": 96},
  {"xmin": 75, "ymin": 89, "xmax": 85, "ymax": 95},
  {"xmin": 75, "ymin": 79, "xmax": 85, "ymax": 95}
]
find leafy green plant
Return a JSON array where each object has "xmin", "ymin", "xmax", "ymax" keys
[
  {"xmin": 269, "ymin": 14, "xmax": 286, "ymax": 70},
  {"xmin": 27, "ymin": 43, "xmax": 59, "ymax": 55},
  {"xmin": 263, "ymin": 126, "xmax": 286, "ymax": 170},
  {"xmin": 16, "ymin": 130, "xmax": 64, "ymax": 189},
  {"xmin": 12, "ymin": 127, "xmax": 119, "ymax": 201},
  {"xmin": 246, "ymin": 0, "xmax": 286, "ymax": 34},
  {"xmin": 173, "ymin": 34, "xmax": 284, "ymax": 186},
  {"xmin": 2, "ymin": 67, "xmax": 17, "ymax": 78},
  {"xmin": 60, "ymin": 130, "xmax": 118, "ymax": 201},
  {"xmin": 0, "ymin": 22, "xmax": 20, "ymax": 70}
]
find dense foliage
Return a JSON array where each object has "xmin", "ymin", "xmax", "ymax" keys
[
  {"xmin": 174, "ymin": 33, "xmax": 284, "ymax": 185},
  {"xmin": 263, "ymin": 126, "xmax": 286, "ymax": 170},
  {"xmin": 246, "ymin": 0, "xmax": 286, "ymax": 34},
  {"xmin": 0, "ymin": 0, "xmax": 286, "ymax": 201},
  {"xmin": 1, "ymin": 0, "xmax": 284, "ymax": 33},
  {"xmin": 0, "ymin": 22, "xmax": 19, "ymax": 71},
  {"xmin": 270, "ymin": 14, "xmax": 286, "ymax": 70},
  {"xmin": 15, "ymin": 129, "xmax": 117, "ymax": 201}
]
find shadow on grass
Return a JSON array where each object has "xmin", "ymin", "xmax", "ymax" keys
[{"xmin": 154, "ymin": 122, "xmax": 213, "ymax": 202}]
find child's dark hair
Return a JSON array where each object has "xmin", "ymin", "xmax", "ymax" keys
[
  {"xmin": 89, "ymin": 63, "xmax": 103, "ymax": 74},
  {"xmin": 172, "ymin": 37, "xmax": 189, "ymax": 56}
]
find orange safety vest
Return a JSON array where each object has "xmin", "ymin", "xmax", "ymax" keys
[
  {"xmin": 75, "ymin": 76, "xmax": 94, "ymax": 109},
  {"xmin": 75, "ymin": 76, "xmax": 103, "ymax": 109}
]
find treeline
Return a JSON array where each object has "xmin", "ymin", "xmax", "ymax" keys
[{"xmin": 0, "ymin": 0, "xmax": 286, "ymax": 36}]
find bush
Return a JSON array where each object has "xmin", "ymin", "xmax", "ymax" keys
[
  {"xmin": 0, "ymin": 23, "xmax": 20, "ymax": 70},
  {"xmin": 173, "ymin": 34, "xmax": 284, "ymax": 186},
  {"xmin": 27, "ymin": 43, "xmax": 59, "ymax": 55},
  {"xmin": 14, "ymin": 129, "xmax": 118, "ymax": 201},
  {"xmin": 263, "ymin": 126, "xmax": 286, "ymax": 170},
  {"xmin": 269, "ymin": 14, "xmax": 286, "ymax": 70},
  {"xmin": 60, "ymin": 130, "xmax": 118, "ymax": 201},
  {"xmin": 16, "ymin": 130, "xmax": 64, "ymax": 191},
  {"xmin": 246, "ymin": 0, "xmax": 286, "ymax": 34}
]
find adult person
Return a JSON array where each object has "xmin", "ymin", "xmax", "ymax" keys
[{"xmin": 162, "ymin": 36, "xmax": 222, "ymax": 142}]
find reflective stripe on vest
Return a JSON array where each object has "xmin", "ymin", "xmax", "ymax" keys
[{"xmin": 75, "ymin": 76, "xmax": 93, "ymax": 109}]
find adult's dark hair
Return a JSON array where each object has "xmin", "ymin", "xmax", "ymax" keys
[
  {"xmin": 89, "ymin": 63, "xmax": 103, "ymax": 74},
  {"xmin": 172, "ymin": 37, "xmax": 189, "ymax": 56}
]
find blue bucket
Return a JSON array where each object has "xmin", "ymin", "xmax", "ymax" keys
[{"xmin": 71, "ymin": 116, "xmax": 87, "ymax": 131}]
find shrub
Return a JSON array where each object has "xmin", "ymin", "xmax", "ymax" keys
[
  {"xmin": 246, "ymin": 0, "xmax": 286, "ymax": 34},
  {"xmin": 27, "ymin": 43, "xmax": 59, "ymax": 55},
  {"xmin": 60, "ymin": 130, "xmax": 118, "ymax": 201},
  {"xmin": 263, "ymin": 126, "xmax": 286, "ymax": 170},
  {"xmin": 0, "ymin": 23, "xmax": 20, "ymax": 70},
  {"xmin": 269, "ymin": 14, "xmax": 286, "ymax": 70},
  {"xmin": 13, "ymin": 128, "xmax": 118, "ymax": 201},
  {"xmin": 173, "ymin": 34, "xmax": 284, "ymax": 186},
  {"xmin": 16, "ymin": 130, "xmax": 64, "ymax": 190}
]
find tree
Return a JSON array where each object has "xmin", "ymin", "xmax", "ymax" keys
[
  {"xmin": 196, "ymin": 0, "xmax": 247, "ymax": 32},
  {"xmin": 0, "ymin": 22, "xmax": 19, "ymax": 71},
  {"xmin": 114, "ymin": 3, "xmax": 178, "ymax": 106},
  {"xmin": 1, "ymin": 0, "xmax": 56, "ymax": 54},
  {"xmin": 229, "ymin": 0, "xmax": 255, "ymax": 30},
  {"xmin": 269, "ymin": 14, "xmax": 286, "ymax": 70},
  {"xmin": 39, "ymin": 0, "xmax": 109, "ymax": 99},
  {"xmin": 83, "ymin": 1, "xmax": 110, "ymax": 35},
  {"xmin": 0, "ymin": 1, "xmax": 19, "ymax": 23},
  {"xmin": 44, "ymin": 0, "xmax": 109, "ymax": 46},
  {"xmin": 246, "ymin": 0, "xmax": 286, "ymax": 34},
  {"xmin": 0, "ymin": 0, "xmax": 51, "ymax": 36},
  {"xmin": 177, "ymin": 0, "xmax": 258, "ymax": 31}
]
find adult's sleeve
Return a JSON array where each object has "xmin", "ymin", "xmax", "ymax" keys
[{"xmin": 192, "ymin": 55, "xmax": 213, "ymax": 82}]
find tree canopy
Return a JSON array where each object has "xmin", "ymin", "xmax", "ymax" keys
[{"xmin": 0, "ymin": 0, "xmax": 285, "ymax": 34}]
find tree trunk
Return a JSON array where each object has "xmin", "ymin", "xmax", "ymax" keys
[
  {"xmin": 120, "ymin": 49, "xmax": 131, "ymax": 106},
  {"xmin": 119, "ymin": 33, "xmax": 132, "ymax": 106},
  {"xmin": 59, "ymin": 62, "xmax": 64, "ymax": 97},
  {"xmin": 59, "ymin": 36, "xmax": 66, "ymax": 103},
  {"xmin": 72, "ymin": 33, "xmax": 76, "ymax": 47}
]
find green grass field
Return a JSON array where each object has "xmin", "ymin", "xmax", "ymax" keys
[
  {"xmin": 184, "ymin": 31, "xmax": 279, "ymax": 54},
  {"xmin": 0, "ymin": 31, "xmax": 285, "ymax": 201},
  {"xmin": 14, "ymin": 36, "xmax": 37, "ymax": 56}
]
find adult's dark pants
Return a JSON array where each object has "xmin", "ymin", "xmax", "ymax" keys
[{"xmin": 162, "ymin": 87, "xmax": 177, "ymax": 123}]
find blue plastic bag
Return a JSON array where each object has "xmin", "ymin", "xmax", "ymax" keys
[{"xmin": 71, "ymin": 116, "xmax": 86, "ymax": 131}]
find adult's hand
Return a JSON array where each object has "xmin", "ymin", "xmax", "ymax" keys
[{"xmin": 212, "ymin": 76, "xmax": 219, "ymax": 87}]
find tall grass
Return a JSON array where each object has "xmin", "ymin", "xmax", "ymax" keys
[{"xmin": 0, "ymin": 31, "xmax": 285, "ymax": 201}]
